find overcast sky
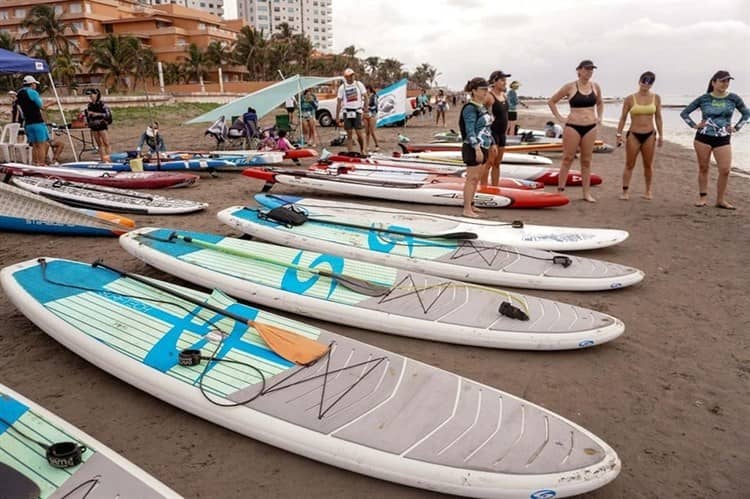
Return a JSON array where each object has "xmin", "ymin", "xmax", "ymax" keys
[{"xmin": 227, "ymin": 0, "xmax": 749, "ymax": 97}]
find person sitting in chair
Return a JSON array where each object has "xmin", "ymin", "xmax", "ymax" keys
[{"xmin": 136, "ymin": 122, "xmax": 166, "ymax": 156}]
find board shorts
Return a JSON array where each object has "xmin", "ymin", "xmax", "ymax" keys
[
  {"xmin": 24, "ymin": 123, "xmax": 49, "ymax": 144},
  {"xmin": 508, "ymin": 111, "xmax": 518, "ymax": 121},
  {"xmin": 491, "ymin": 131, "xmax": 507, "ymax": 148},
  {"xmin": 343, "ymin": 109, "xmax": 363, "ymax": 130},
  {"xmin": 461, "ymin": 143, "xmax": 488, "ymax": 167},
  {"xmin": 694, "ymin": 133, "xmax": 730, "ymax": 149}
]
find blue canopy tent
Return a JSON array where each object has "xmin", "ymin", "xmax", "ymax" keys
[{"xmin": 0, "ymin": 48, "xmax": 77, "ymax": 161}]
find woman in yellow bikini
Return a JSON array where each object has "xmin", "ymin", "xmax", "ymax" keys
[{"xmin": 615, "ymin": 71, "xmax": 663, "ymax": 200}]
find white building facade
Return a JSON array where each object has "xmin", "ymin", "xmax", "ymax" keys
[
  {"xmin": 236, "ymin": 0, "xmax": 333, "ymax": 51},
  {"xmin": 140, "ymin": 0, "xmax": 225, "ymax": 19}
]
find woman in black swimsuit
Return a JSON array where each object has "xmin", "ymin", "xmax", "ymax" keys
[
  {"xmin": 548, "ymin": 60, "xmax": 603, "ymax": 202},
  {"xmin": 482, "ymin": 70, "xmax": 510, "ymax": 186}
]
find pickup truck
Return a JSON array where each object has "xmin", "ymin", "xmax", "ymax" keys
[{"xmin": 315, "ymin": 97, "xmax": 416, "ymax": 127}]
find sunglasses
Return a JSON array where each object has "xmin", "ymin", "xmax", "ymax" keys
[{"xmin": 640, "ymin": 77, "xmax": 655, "ymax": 85}]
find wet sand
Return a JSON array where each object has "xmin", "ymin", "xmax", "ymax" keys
[{"xmin": 1, "ymin": 105, "xmax": 748, "ymax": 498}]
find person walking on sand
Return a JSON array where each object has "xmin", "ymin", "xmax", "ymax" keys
[
  {"xmin": 15, "ymin": 75, "xmax": 49, "ymax": 165},
  {"xmin": 459, "ymin": 77, "xmax": 494, "ymax": 218},
  {"xmin": 506, "ymin": 81, "xmax": 528, "ymax": 135},
  {"xmin": 548, "ymin": 60, "xmax": 603, "ymax": 202},
  {"xmin": 300, "ymin": 89, "xmax": 320, "ymax": 146},
  {"xmin": 363, "ymin": 85, "xmax": 380, "ymax": 153},
  {"xmin": 615, "ymin": 71, "xmax": 664, "ymax": 200},
  {"xmin": 680, "ymin": 70, "xmax": 749, "ymax": 210},
  {"xmin": 482, "ymin": 70, "xmax": 511, "ymax": 187},
  {"xmin": 336, "ymin": 68, "xmax": 367, "ymax": 154},
  {"xmin": 435, "ymin": 89, "xmax": 448, "ymax": 126},
  {"xmin": 84, "ymin": 88, "xmax": 112, "ymax": 162}
]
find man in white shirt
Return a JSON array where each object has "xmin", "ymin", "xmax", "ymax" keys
[{"xmin": 335, "ymin": 68, "xmax": 367, "ymax": 153}]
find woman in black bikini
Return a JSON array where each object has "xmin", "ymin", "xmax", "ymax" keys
[
  {"xmin": 482, "ymin": 70, "xmax": 510, "ymax": 187},
  {"xmin": 548, "ymin": 60, "xmax": 603, "ymax": 202},
  {"xmin": 615, "ymin": 71, "xmax": 663, "ymax": 200}
]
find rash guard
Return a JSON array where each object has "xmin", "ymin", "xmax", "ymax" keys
[{"xmin": 680, "ymin": 93, "xmax": 750, "ymax": 137}]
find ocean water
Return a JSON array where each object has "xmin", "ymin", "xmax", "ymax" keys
[{"xmin": 600, "ymin": 94, "xmax": 750, "ymax": 178}]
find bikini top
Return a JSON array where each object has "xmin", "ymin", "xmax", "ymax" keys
[
  {"xmin": 569, "ymin": 82, "xmax": 597, "ymax": 108},
  {"xmin": 630, "ymin": 94, "xmax": 656, "ymax": 116}
]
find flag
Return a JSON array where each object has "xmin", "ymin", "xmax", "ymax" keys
[{"xmin": 376, "ymin": 79, "xmax": 408, "ymax": 127}]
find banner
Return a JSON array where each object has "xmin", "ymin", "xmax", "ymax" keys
[{"xmin": 376, "ymin": 79, "xmax": 408, "ymax": 127}]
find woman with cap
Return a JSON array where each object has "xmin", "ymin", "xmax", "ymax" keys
[
  {"xmin": 506, "ymin": 80, "xmax": 528, "ymax": 135},
  {"xmin": 615, "ymin": 71, "xmax": 664, "ymax": 200},
  {"xmin": 548, "ymin": 60, "xmax": 603, "ymax": 202},
  {"xmin": 459, "ymin": 77, "xmax": 494, "ymax": 217},
  {"xmin": 482, "ymin": 70, "xmax": 510, "ymax": 187},
  {"xmin": 680, "ymin": 70, "xmax": 749, "ymax": 209},
  {"xmin": 84, "ymin": 88, "xmax": 112, "ymax": 162}
]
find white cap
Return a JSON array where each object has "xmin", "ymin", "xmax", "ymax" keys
[
  {"xmin": 23, "ymin": 75, "xmax": 40, "ymax": 85},
  {"xmin": 343, "ymin": 68, "xmax": 355, "ymax": 76}
]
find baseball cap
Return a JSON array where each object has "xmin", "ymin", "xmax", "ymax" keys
[
  {"xmin": 343, "ymin": 68, "xmax": 355, "ymax": 76},
  {"xmin": 488, "ymin": 70, "xmax": 512, "ymax": 83},
  {"xmin": 576, "ymin": 60, "xmax": 597, "ymax": 70},
  {"xmin": 23, "ymin": 75, "xmax": 40, "ymax": 85},
  {"xmin": 712, "ymin": 70, "xmax": 734, "ymax": 81}
]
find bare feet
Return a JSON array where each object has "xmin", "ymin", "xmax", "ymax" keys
[
  {"xmin": 583, "ymin": 195, "xmax": 597, "ymax": 203},
  {"xmin": 643, "ymin": 192, "xmax": 653, "ymax": 200},
  {"xmin": 462, "ymin": 211, "xmax": 481, "ymax": 218},
  {"xmin": 619, "ymin": 192, "xmax": 630, "ymax": 200},
  {"xmin": 716, "ymin": 202, "xmax": 736, "ymax": 210},
  {"xmin": 695, "ymin": 197, "xmax": 708, "ymax": 207}
]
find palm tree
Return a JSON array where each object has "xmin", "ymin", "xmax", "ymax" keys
[
  {"xmin": 205, "ymin": 41, "xmax": 229, "ymax": 68},
  {"xmin": 0, "ymin": 31, "xmax": 19, "ymax": 51},
  {"xmin": 364, "ymin": 56, "xmax": 380, "ymax": 84},
  {"xmin": 184, "ymin": 43, "xmax": 212, "ymax": 90},
  {"xmin": 21, "ymin": 5, "xmax": 77, "ymax": 57},
  {"xmin": 234, "ymin": 26, "xmax": 267, "ymax": 79},
  {"xmin": 379, "ymin": 58, "xmax": 404, "ymax": 85},
  {"xmin": 86, "ymin": 34, "xmax": 140, "ymax": 91},
  {"xmin": 163, "ymin": 62, "xmax": 187, "ymax": 85},
  {"xmin": 134, "ymin": 47, "xmax": 158, "ymax": 87},
  {"xmin": 52, "ymin": 50, "xmax": 80, "ymax": 93}
]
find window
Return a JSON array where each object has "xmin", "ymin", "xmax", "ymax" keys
[
  {"xmin": 85, "ymin": 3, "xmax": 91, "ymax": 13},
  {"xmin": 70, "ymin": 3, "xmax": 82, "ymax": 14},
  {"xmin": 0, "ymin": 10, "xmax": 8, "ymax": 20},
  {"xmin": 15, "ymin": 9, "xmax": 26, "ymax": 18},
  {"xmin": 73, "ymin": 22, "xmax": 83, "ymax": 31},
  {"xmin": 198, "ymin": 22, "xmax": 206, "ymax": 30},
  {"xmin": 54, "ymin": 6, "xmax": 63, "ymax": 15}
]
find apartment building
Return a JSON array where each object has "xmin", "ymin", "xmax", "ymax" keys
[
  {"xmin": 138, "ymin": 0, "xmax": 224, "ymax": 20},
  {"xmin": 236, "ymin": 0, "xmax": 333, "ymax": 51},
  {"xmin": 0, "ymin": 0, "xmax": 246, "ymax": 82}
]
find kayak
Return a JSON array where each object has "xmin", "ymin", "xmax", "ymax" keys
[
  {"xmin": 0, "ymin": 181, "xmax": 134, "ymax": 236},
  {"xmin": 2, "ymin": 257, "xmax": 621, "ymax": 498},
  {"xmin": 250, "ymin": 194, "xmax": 629, "ymax": 251},
  {"xmin": 121, "ymin": 227, "xmax": 625, "ymax": 349},
  {"xmin": 10, "ymin": 176, "xmax": 208, "ymax": 215},
  {"xmin": 311, "ymin": 162, "xmax": 545, "ymax": 190},
  {"xmin": 227, "ymin": 199, "xmax": 644, "ymax": 291},
  {"xmin": 0, "ymin": 382, "xmax": 181, "ymax": 498},
  {"xmin": 1, "ymin": 163, "xmax": 199, "ymax": 189},
  {"xmin": 242, "ymin": 168, "xmax": 569, "ymax": 208}
]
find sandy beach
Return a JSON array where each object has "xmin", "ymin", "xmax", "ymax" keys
[{"xmin": 1, "ymin": 105, "xmax": 748, "ymax": 498}]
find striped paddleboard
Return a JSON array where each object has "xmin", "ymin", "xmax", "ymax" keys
[
  {"xmin": 120, "ymin": 228, "xmax": 625, "ymax": 350},
  {"xmin": 0, "ymin": 383, "xmax": 180, "ymax": 498},
  {"xmin": 223, "ymin": 202, "xmax": 644, "ymax": 291},
  {"xmin": 1, "ymin": 258, "xmax": 621, "ymax": 498}
]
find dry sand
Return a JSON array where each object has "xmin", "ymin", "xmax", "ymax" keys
[{"xmin": 1, "ymin": 105, "xmax": 748, "ymax": 498}]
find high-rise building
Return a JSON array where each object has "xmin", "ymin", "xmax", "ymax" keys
[
  {"xmin": 139, "ymin": 0, "xmax": 224, "ymax": 19},
  {"xmin": 236, "ymin": 0, "xmax": 333, "ymax": 51}
]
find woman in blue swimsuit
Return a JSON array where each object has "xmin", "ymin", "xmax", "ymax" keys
[
  {"xmin": 548, "ymin": 60, "xmax": 604, "ymax": 202},
  {"xmin": 680, "ymin": 70, "xmax": 749, "ymax": 209}
]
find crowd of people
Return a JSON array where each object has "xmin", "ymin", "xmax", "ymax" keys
[{"xmin": 456, "ymin": 61, "xmax": 748, "ymax": 216}]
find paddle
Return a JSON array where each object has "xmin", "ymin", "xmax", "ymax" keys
[
  {"xmin": 91, "ymin": 260, "xmax": 329, "ymax": 365},
  {"xmin": 164, "ymin": 232, "xmax": 391, "ymax": 297}
]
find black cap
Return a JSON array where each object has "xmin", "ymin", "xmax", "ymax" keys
[
  {"xmin": 465, "ymin": 77, "xmax": 489, "ymax": 92},
  {"xmin": 576, "ymin": 60, "xmax": 597, "ymax": 70},
  {"xmin": 488, "ymin": 70, "xmax": 512, "ymax": 83},
  {"xmin": 712, "ymin": 70, "xmax": 734, "ymax": 81}
]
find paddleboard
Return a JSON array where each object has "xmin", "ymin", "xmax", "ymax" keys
[
  {"xmin": 1, "ymin": 163, "xmax": 199, "ymax": 189},
  {"xmin": 2, "ymin": 257, "xmax": 621, "ymax": 498},
  {"xmin": 402, "ymin": 142, "xmax": 605, "ymax": 154},
  {"xmin": 0, "ymin": 383, "xmax": 181, "ymax": 498},
  {"xmin": 0, "ymin": 181, "xmax": 135, "ymax": 236},
  {"xmin": 121, "ymin": 227, "xmax": 624, "ymax": 349},
  {"xmin": 60, "ymin": 159, "xmax": 235, "ymax": 172},
  {"xmin": 401, "ymin": 151, "xmax": 554, "ymax": 166},
  {"xmin": 241, "ymin": 198, "xmax": 643, "ymax": 291},
  {"xmin": 249, "ymin": 195, "xmax": 629, "ymax": 251},
  {"xmin": 10, "ymin": 176, "xmax": 208, "ymax": 215},
  {"xmin": 242, "ymin": 168, "xmax": 569, "ymax": 209},
  {"xmin": 326, "ymin": 153, "xmax": 466, "ymax": 174}
]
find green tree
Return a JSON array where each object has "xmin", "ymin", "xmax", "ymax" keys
[
  {"xmin": 0, "ymin": 31, "xmax": 19, "ymax": 51},
  {"xmin": 206, "ymin": 41, "xmax": 230, "ymax": 68},
  {"xmin": 184, "ymin": 43, "xmax": 212, "ymax": 88},
  {"xmin": 51, "ymin": 50, "xmax": 80, "ymax": 93},
  {"xmin": 86, "ymin": 34, "xmax": 140, "ymax": 91},
  {"xmin": 21, "ymin": 5, "xmax": 77, "ymax": 57},
  {"xmin": 234, "ymin": 26, "xmax": 268, "ymax": 79}
]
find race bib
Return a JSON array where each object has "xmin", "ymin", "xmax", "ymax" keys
[{"xmin": 346, "ymin": 111, "xmax": 357, "ymax": 119}]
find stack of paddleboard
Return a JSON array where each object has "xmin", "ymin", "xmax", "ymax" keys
[
  {"xmin": 2, "ymin": 257, "xmax": 621, "ymax": 497},
  {"xmin": 59, "ymin": 158, "xmax": 237, "ymax": 173},
  {"xmin": 401, "ymin": 141, "xmax": 606, "ymax": 154},
  {"xmin": 218, "ymin": 195, "xmax": 643, "ymax": 291},
  {"xmin": 9, "ymin": 176, "xmax": 208, "ymax": 215},
  {"xmin": 111, "ymin": 150, "xmax": 287, "ymax": 167},
  {"xmin": 1, "ymin": 163, "xmax": 199, "ymax": 189},
  {"xmin": 242, "ymin": 167, "xmax": 569, "ymax": 208},
  {"xmin": 0, "ymin": 180, "xmax": 134, "ymax": 236},
  {"xmin": 397, "ymin": 150, "xmax": 554, "ymax": 166},
  {"xmin": 0, "ymin": 383, "xmax": 181, "ymax": 498}
]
